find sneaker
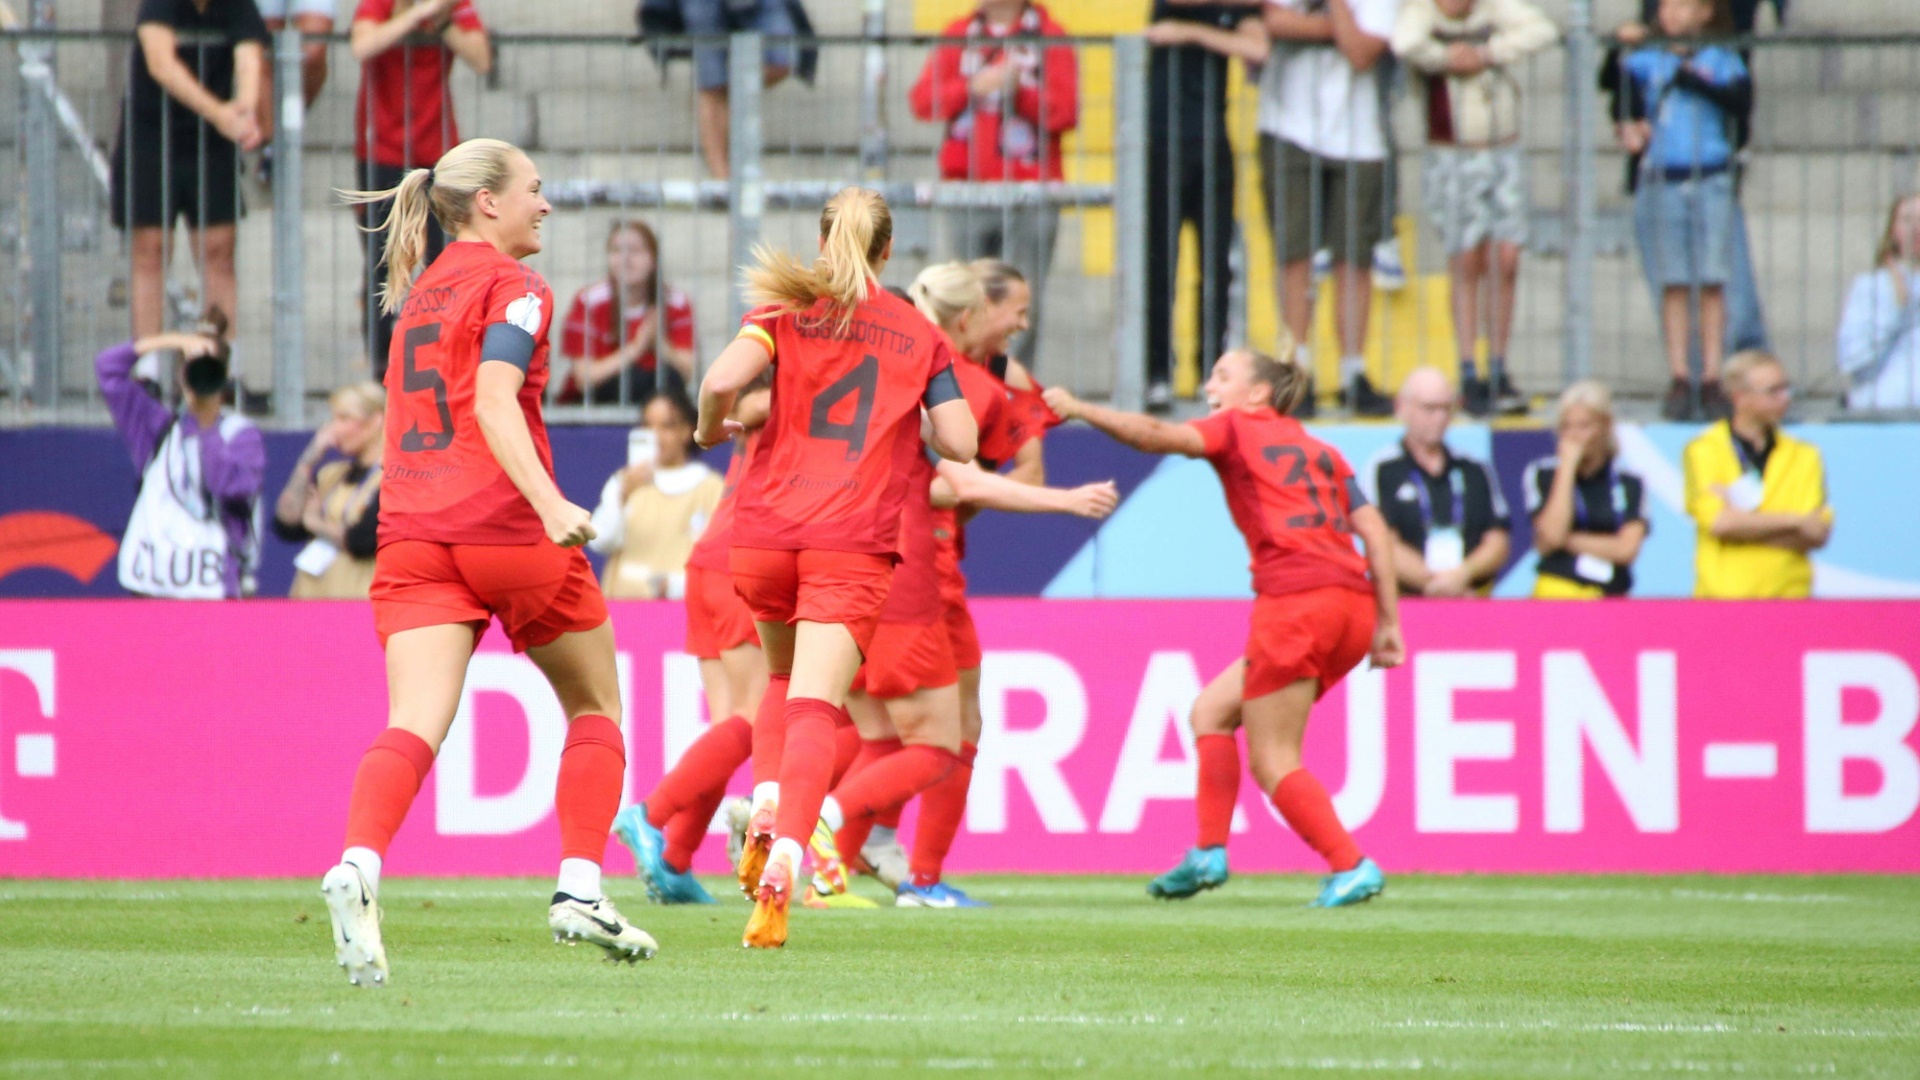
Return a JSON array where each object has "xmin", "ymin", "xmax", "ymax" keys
[
  {"xmin": 807, "ymin": 816, "xmax": 850, "ymax": 896},
  {"xmin": 1492, "ymin": 372, "xmax": 1529, "ymax": 416},
  {"xmin": 1346, "ymin": 373, "xmax": 1394, "ymax": 417},
  {"xmin": 737, "ymin": 803, "xmax": 775, "ymax": 898},
  {"xmin": 1310, "ymin": 856, "xmax": 1386, "ymax": 908},
  {"xmin": 1145, "ymin": 380, "xmax": 1174, "ymax": 413},
  {"xmin": 321, "ymin": 863, "xmax": 388, "ymax": 989},
  {"xmin": 859, "ymin": 827, "xmax": 910, "ymax": 891},
  {"xmin": 1146, "ymin": 846, "xmax": 1230, "ymax": 900},
  {"xmin": 1661, "ymin": 378, "xmax": 1694, "ymax": 422},
  {"xmin": 548, "ymin": 894, "xmax": 658, "ymax": 962},
  {"xmin": 1310, "ymin": 247, "xmax": 1333, "ymax": 283},
  {"xmin": 723, "ymin": 796, "xmax": 751, "ymax": 870},
  {"xmin": 611, "ymin": 804, "xmax": 670, "ymax": 903},
  {"xmin": 1460, "ymin": 374, "xmax": 1493, "ymax": 418},
  {"xmin": 896, "ymin": 881, "xmax": 990, "ymax": 909},
  {"xmin": 743, "ymin": 850, "xmax": 794, "ymax": 949},
  {"xmin": 1371, "ymin": 237, "xmax": 1408, "ymax": 292},
  {"xmin": 1699, "ymin": 378, "xmax": 1730, "ymax": 420}
]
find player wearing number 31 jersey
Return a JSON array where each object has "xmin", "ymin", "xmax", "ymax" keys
[
  {"xmin": 320, "ymin": 139, "xmax": 657, "ymax": 992},
  {"xmin": 1046, "ymin": 346, "xmax": 1405, "ymax": 909}
]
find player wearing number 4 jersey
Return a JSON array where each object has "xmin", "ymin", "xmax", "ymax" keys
[
  {"xmin": 321, "ymin": 139, "xmax": 657, "ymax": 991},
  {"xmin": 697, "ymin": 187, "xmax": 978, "ymax": 948},
  {"xmin": 1046, "ymin": 346, "xmax": 1406, "ymax": 909}
]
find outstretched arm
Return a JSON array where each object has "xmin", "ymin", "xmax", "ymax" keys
[
  {"xmin": 1042, "ymin": 387, "xmax": 1206, "ymax": 458},
  {"xmin": 933, "ymin": 460, "xmax": 1118, "ymax": 519}
]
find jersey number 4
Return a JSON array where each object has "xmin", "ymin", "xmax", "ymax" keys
[
  {"xmin": 1264, "ymin": 445, "xmax": 1352, "ymax": 534},
  {"xmin": 809, "ymin": 354, "xmax": 879, "ymax": 462},
  {"xmin": 400, "ymin": 323, "xmax": 454, "ymax": 453}
]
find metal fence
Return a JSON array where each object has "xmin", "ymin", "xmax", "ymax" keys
[{"xmin": 4, "ymin": 19, "xmax": 1919, "ymax": 428}]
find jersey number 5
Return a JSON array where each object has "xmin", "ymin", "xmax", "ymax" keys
[
  {"xmin": 400, "ymin": 323, "xmax": 453, "ymax": 453},
  {"xmin": 809, "ymin": 354, "xmax": 879, "ymax": 462}
]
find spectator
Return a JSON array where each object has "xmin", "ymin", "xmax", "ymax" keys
[
  {"xmin": 683, "ymin": 0, "xmax": 796, "ymax": 180},
  {"xmin": 112, "ymin": 0, "xmax": 268, "ymax": 344},
  {"xmin": 272, "ymin": 382, "xmax": 385, "ymax": 598},
  {"xmin": 1836, "ymin": 192, "xmax": 1920, "ymax": 411},
  {"xmin": 255, "ymin": 0, "xmax": 334, "ymax": 182},
  {"xmin": 94, "ymin": 311, "xmax": 265, "ymax": 600},
  {"xmin": 1391, "ymin": 0, "xmax": 1555, "ymax": 418},
  {"xmin": 1362, "ymin": 366, "xmax": 1511, "ymax": 596},
  {"xmin": 557, "ymin": 220, "xmax": 696, "ymax": 407},
  {"xmin": 910, "ymin": 0, "xmax": 1079, "ymax": 370},
  {"xmin": 588, "ymin": 392, "xmax": 724, "ymax": 600},
  {"xmin": 1140, "ymin": 3, "xmax": 1268, "ymax": 411},
  {"xmin": 348, "ymin": 0, "xmax": 491, "ymax": 379},
  {"xmin": 1684, "ymin": 350, "xmax": 1832, "ymax": 599},
  {"xmin": 1524, "ymin": 381, "xmax": 1649, "ymax": 599},
  {"xmin": 1260, "ymin": 0, "xmax": 1404, "ymax": 416},
  {"xmin": 1606, "ymin": 0, "xmax": 1752, "ymax": 421}
]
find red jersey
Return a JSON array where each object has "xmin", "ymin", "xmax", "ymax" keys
[
  {"xmin": 932, "ymin": 354, "xmax": 1045, "ymax": 580},
  {"xmin": 378, "ymin": 241, "xmax": 556, "ymax": 546},
  {"xmin": 351, "ymin": 0, "xmax": 482, "ymax": 168},
  {"xmin": 1188, "ymin": 406, "xmax": 1370, "ymax": 598},
  {"xmin": 685, "ymin": 428, "xmax": 759, "ymax": 573},
  {"xmin": 555, "ymin": 280, "xmax": 695, "ymax": 402},
  {"xmin": 730, "ymin": 292, "xmax": 960, "ymax": 556},
  {"xmin": 877, "ymin": 452, "xmax": 943, "ymax": 625}
]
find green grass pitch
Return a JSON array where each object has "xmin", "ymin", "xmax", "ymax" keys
[{"xmin": 3, "ymin": 874, "xmax": 1917, "ymax": 1077}]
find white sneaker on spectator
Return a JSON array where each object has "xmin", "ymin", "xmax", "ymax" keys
[
  {"xmin": 1310, "ymin": 247, "xmax": 1333, "ymax": 284},
  {"xmin": 1372, "ymin": 238, "xmax": 1408, "ymax": 292}
]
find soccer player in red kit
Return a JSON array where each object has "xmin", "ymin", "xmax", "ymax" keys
[
  {"xmin": 321, "ymin": 138, "xmax": 657, "ymax": 989},
  {"xmin": 1046, "ymin": 346, "xmax": 1407, "ymax": 908},
  {"xmin": 695, "ymin": 188, "xmax": 978, "ymax": 948},
  {"xmin": 612, "ymin": 382, "xmax": 772, "ymax": 905}
]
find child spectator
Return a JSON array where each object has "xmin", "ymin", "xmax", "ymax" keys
[
  {"xmin": 1612, "ymin": 0, "xmax": 1751, "ymax": 421},
  {"xmin": 1392, "ymin": 0, "xmax": 1555, "ymax": 417},
  {"xmin": 1836, "ymin": 192, "xmax": 1920, "ymax": 412},
  {"xmin": 557, "ymin": 220, "xmax": 696, "ymax": 407},
  {"xmin": 348, "ymin": 0, "xmax": 491, "ymax": 378}
]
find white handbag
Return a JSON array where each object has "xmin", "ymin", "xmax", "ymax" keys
[{"xmin": 116, "ymin": 419, "xmax": 232, "ymax": 599}]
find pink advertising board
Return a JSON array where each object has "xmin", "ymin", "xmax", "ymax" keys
[{"xmin": 0, "ymin": 600, "xmax": 1915, "ymax": 878}]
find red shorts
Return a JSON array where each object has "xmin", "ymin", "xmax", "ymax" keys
[
  {"xmin": 729, "ymin": 546, "xmax": 894, "ymax": 655},
  {"xmin": 855, "ymin": 619, "xmax": 958, "ymax": 700},
  {"xmin": 371, "ymin": 539, "xmax": 608, "ymax": 653},
  {"xmin": 940, "ymin": 580, "xmax": 982, "ymax": 671},
  {"xmin": 1244, "ymin": 586, "xmax": 1375, "ymax": 701},
  {"xmin": 684, "ymin": 565, "xmax": 758, "ymax": 660}
]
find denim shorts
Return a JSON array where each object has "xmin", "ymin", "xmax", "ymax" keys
[
  {"xmin": 1633, "ymin": 168, "xmax": 1735, "ymax": 288},
  {"xmin": 683, "ymin": 0, "xmax": 796, "ymax": 92}
]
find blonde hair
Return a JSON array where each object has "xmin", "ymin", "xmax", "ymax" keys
[
  {"xmin": 339, "ymin": 138, "xmax": 527, "ymax": 314},
  {"xmin": 969, "ymin": 258, "xmax": 1026, "ymax": 304},
  {"xmin": 1242, "ymin": 347, "xmax": 1311, "ymax": 414},
  {"xmin": 1874, "ymin": 192, "xmax": 1920, "ymax": 266},
  {"xmin": 1723, "ymin": 349, "xmax": 1783, "ymax": 392},
  {"xmin": 908, "ymin": 261, "xmax": 986, "ymax": 334},
  {"xmin": 1555, "ymin": 379, "xmax": 1617, "ymax": 457},
  {"xmin": 743, "ymin": 187, "xmax": 892, "ymax": 331},
  {"xmin": 329, "ymin": 381, "xmax": 386, "ymax": 420}
]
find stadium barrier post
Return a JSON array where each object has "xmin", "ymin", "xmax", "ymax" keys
[
  {"xmin": 725, "ymin": 30, "xmax": 765, "ymax": 355},
  {"xmin": 24, "ymin": 0, "xmax": 62, "ymax": 413},
  {"xmin": 1110, "ymin": 34, "xmax": 1148, "ymax": 413},
  {"xmin": 1563, "ymin": 0, "xmax": 1598, "ymax": 385},
  {"xmin": 271, "ymin": 25, "xmax": 307, "ymax": 426},
  {"xmin": 859, "ymin": 0, "xmax": 889, "ymax": 182}
]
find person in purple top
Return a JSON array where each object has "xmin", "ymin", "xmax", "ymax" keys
[{"xmin": 94, "ymin": 313, "xmax": 265, "ymax": 599}]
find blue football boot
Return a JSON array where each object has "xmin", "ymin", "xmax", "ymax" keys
[
  {"xmin": 611, "ymin": 804, "xmax": 671, "ymax": 904},
  {"xmin": 1310, "ymin": 857, "xmax": 1385, "ymax": 908},
  {"xmin": 895, "ymin": 881, "xmax": 989, "ymax": 909},
  {"xmin": 1147, "ymin": 846, "xmax": 1230, "ymax": 900}
]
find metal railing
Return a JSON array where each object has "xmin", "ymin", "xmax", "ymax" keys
[{"xmin": 4, "ymin": 17, "xmax": 1919, "ymax": 427}]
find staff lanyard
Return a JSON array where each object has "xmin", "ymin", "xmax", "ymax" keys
[
  {"xmin": 1572, "ymin": 465, "xmax": 1617, "ymax": 532},
  {"xmin": 1413, "ymin": 465, "xmax": 1465, "ymax": 530},
  {"xmin": 1731, "ymin": 430, "xmax": 1768, "ymax": 477}
]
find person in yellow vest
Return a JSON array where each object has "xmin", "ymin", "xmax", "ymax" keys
[
  {"xmin": 1683, "ymin": 350, "xmax": 1834, "ymax": 598},
  {"xmin": 1525, "ymin": 380, "xmax": 1649, "ymax": 598},
  {"xmin": 589, "ymin": 391, "xmax": 725, "ymax": 600}
]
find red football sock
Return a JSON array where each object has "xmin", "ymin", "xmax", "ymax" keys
[
  {"xmin": 771, "ymin": 697, "xmax": 840, "ymax": 845},
  {"xmin": 1271, "ymin": 768, "xmax": 1362, "ymax": 872},
  {"xmin": 830, "ymin": 716, "xmax": 863, "ymax": 787},
  {"xmin": 833, "ymin": 744, "xmax": 956, "ymax": 825},
  {"xmin": 909, "ymin": 740, "xmax": 976, "ymax": 887},
  {"xmin": 875, "ymin": 801, "xmax": 902, "ymax": 829},
  {"xmin": 555, "ymin": 714, "xmax": 625, "ymax": 863},
  {"xmin": 1195, "ymin": 733, "xmax": 1239, "ymax": 849},
  {"xmin": 663, "ymin": 783, "xmax": 729, "ymax": 874},
  {"xmin": 750, "ymin": 674, "xmax": 790, "ymax": 786},
  {"xmin": 832, "ymin": 737, "xmax": 902, "ymax": 857},
  {"xmin": 342, "ymin": 727, "xmax": 436, "ymax": 855},
  {"xmin": 847, "ymin": 737, "xmax": 903, "ymax": 783},
  {"xmin": 646, "ymin": 715, "xmax": 752, "ymax": 828}
]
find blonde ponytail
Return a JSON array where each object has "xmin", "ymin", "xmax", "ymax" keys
[
  {"xmin": 908, "ymin": 261, "xmax": 985, "ymax": 335},
  {"xmin": 744, "ymin": 187, "xmax": 892, "ymax": 330},
  {"xmin": 339, "ymin": 137, "xmax": 526, "ymax": 314}
]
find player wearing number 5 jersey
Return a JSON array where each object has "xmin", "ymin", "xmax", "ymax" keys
[
  {"xmin": 697, "ymin": 187, "xmax": 977, "ymax": 948},
  {"xmin": 1046, "ymin": 347, "xmax": 1406, "ymax": 909},
  {"xmin": 320, "ymin": 139, "xmax": 657, "ymax": 991}
]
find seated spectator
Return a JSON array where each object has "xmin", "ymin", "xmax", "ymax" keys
[
  {"xmin": 113, "ymin": 0, "xmax": 267, "ymax": 345},
  {"xmin": 588, "ymin": 392, "xmax": 724, "ymax": 599},
  {"xmin": 348, "ymin": 0, "xmax": 491, "ymax": 378},
  {"xmin": 1392, "ymin": 0, "xmax": 1556, "ymax": 417},
  {"xmin": 1836, "ymin": 192, "xmax": 1920, "ymax": 411},
  {"xmin": 1363, "ymin": 366, "xmax": 1511, "ymax": 596},
  {"xmin": 1524, "ymin": 381, "xmax": 1649, "ymax": 599},
  {"xmin": 557, "ymin": 220, "xmax": 696, "ymax": 406},
  {"xmin": 910, "ymin": 0, "xmax": 1079, "ymax": 369},
  {"xmin": 272, "ymin": 383, "xmax": 385, "ymax": 599},
  {"xmin": 94, "ymin": 311, "xmax": 264, "ymax": 600},
  {"xmin": 1611, "ymin": 0, "xmax": 1751, "ymax": 421},
  {"xmin": 1684, "ymin": 350, "xmax": 1832, "ymax": 599}
]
